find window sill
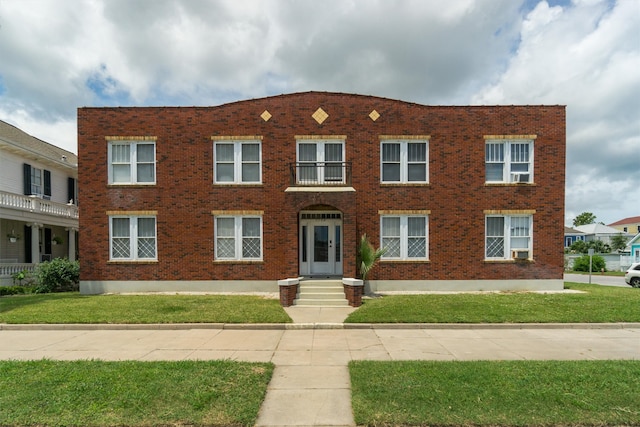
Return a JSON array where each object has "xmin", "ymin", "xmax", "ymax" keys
[
  {"xmin": 213, "ymin": 183, "xmax": 264, "ymax": 187},
  {"xmin": 484, "ymin": 259, "xmax": 535, "ymax": 263},
  {"xmin": 107, "ymin": 183, "xmax": 156, "ymax": 188},
  {"xmin": 213, "ymin": 260, "xmax": 264, "ymax": 264},
  {"xmin": 108, "ymin": 260, "xmax": 159, "ymax": 264},
  {"xmin": 380, "ymin": 183, "xmax": 430, "ymax": 187},
  {"xmin": 381, "ymin": 259, "xmax": 430, "ymax": 263},
  {"xmin": 484, "ymin": 182, "xmax": 536, "ymax": 187}
]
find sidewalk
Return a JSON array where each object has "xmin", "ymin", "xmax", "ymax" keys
[{"xmin": 1, "ymin": 307, "xmax": 639, "ymax": 427}]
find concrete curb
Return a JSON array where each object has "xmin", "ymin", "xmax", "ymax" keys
[{"xmin": 2, "ymin": 322, "xmax": 639, "ymax": 331}]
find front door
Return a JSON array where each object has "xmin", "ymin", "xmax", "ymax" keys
[{"xmin": 300, "ymin": 212, "xmax": 343, "ymax": 276}]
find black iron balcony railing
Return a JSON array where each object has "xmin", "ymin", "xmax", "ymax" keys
[{"xmin": 289, "ymin": 162, "xmax": 352, "ymax": 186}]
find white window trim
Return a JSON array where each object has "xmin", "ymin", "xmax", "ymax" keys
[
  {"xmin": 213, "ymin": 140, "xmax": 262, "ymax": 184},
  {"xmin": 296, "ymin": 139, "xmax": 346, "ymax": 185},
  {"xmin": 108, "ymin": 141, "xmax": 156, "ymax": 185},
  {"xmin": 380, "ymin": 215, "xmax": 429, "ymax": 260},
  {"xmin": 109, "ymin": 215, "xmax": 157, "ymax": 261},
  {"xmin": 485, "ymin": 215, "xmax": 533, "ymax": 260},
  {"xmin": 485, "ymin": 139, "xmax": 534, "ymax": 184},
  {"xmin": 214, "ymin": 215, "xmax": 263, "ymax": 261},
  {"xmin": 380, "ymin": 140, "xmax": 429, "ymax": 184}
]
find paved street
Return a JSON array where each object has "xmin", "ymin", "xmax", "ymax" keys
[{"xmin": 564, "ymin": 273, "xmax": 629, "ymax": 287}]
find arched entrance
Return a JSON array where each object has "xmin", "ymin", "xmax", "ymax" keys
[{"xmin": 299, "ymin": 210, "xmax": 343, "ymax": 276}]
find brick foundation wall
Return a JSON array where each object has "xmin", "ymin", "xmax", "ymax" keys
[{"xmin": 78, "ymin": 92, "xmax": 565, "ymax": 286}]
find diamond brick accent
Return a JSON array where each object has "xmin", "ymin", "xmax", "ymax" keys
[
  {"xmin": 260, "ymin": 110, "xmax": 272, "ymax": 121},
  {"xmin": 369, "ymin": 109, "xmax": 380, "ymax": 121},
  {"xmin": 312, "ymin": 107, "xmax": 328, "ymax": 124}
]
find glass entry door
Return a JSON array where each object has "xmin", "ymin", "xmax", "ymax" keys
[{"xmin": 300, "ymin": 212, "xmax": 343, "ymax": 276}]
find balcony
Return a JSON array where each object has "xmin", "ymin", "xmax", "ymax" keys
[
  {"xmin": 0, "ymin": 190, "xmax": 79, "ymax": 220},
  {"xmin": 289, "ymin": 162, "xmax": 352, "ymax": 186}
]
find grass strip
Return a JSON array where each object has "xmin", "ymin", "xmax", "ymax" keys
[
  {"xmin": 346, "ymin": 283, "xmax": 640, "ymax": 323},
  {"xmin": 0, "ymin": 293, "xmax": 291, "ymax": 324},
  {"xmin": 350, "ymin": 360, "xmax": 640, "ymax": 426},
  {"xmin": 0, "ymin": 359, "xmax": 273, "ymax": 427}
]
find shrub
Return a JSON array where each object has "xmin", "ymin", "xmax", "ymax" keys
[
  {"xmin": 572, "ymin": 255, "xmax": 606, "ymax": 272},
  {"xmin": 0, "ymin": 285, "xmax": 36, "ymax": 297},
  {"xmin": 34, "ymin": 258, "xmax": 80, "ymax": 293}
]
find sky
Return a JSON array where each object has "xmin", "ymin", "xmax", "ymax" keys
[{"xmin": 0, "ymin": 0, "xmax": 638, "ymax": 226}]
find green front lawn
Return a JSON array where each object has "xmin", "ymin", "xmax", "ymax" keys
[
  {"xmin": 350, "ymin": 360, "xmax": 640, "ymax": 426},
  {"xmin": 0, "ymin": 360, "xmax": 273, "ymax": 427},
  {"xmin": 0, "ymin": 293, "xmax": 291, "ymax": 324},
  {"xmin": 346, "ymin": 283, "xmax": 640, "ymax": 323}
]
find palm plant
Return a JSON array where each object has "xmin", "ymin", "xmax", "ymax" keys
[{"xmin": 358, "ymin": 233, "xmax": 387, "ymax": 281}]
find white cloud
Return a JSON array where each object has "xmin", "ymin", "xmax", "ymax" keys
[{"xmin": 0, "ymin": 0, "xmax": 637, "ymax": 223}]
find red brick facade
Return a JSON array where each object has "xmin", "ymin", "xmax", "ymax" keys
[{"xmin": 78, "ymin": 92, "xmax": 565, "ymax": 292}]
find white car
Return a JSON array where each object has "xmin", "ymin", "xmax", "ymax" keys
[{"xmin": 625, "ymin": 262, "xmax": 640, "ymax": 288}]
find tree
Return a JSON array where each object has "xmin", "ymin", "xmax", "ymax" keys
[
  {"xmin": 357, "ymin": 234, "xmax": 386, "ymax": 281},
  {"xmin": 573, "ymin": 212, "xmax": 597, "ymax": 227},
  {"xmin": 611, "ymin": 234, "xmax": 628, "ymax": 252},
  {"xmin": 569, "ymin": 240, "xmax": 588, "ymax": 254}
]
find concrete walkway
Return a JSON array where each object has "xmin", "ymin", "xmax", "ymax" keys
[{"xmin": 1, "ymin": 308, "xmax": 639, "ymax": 427}]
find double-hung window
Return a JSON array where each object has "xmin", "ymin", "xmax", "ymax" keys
[
  {"xmin": 485, "ymin": 214, "xmax": 532, "ymax": 260},
  {"xmin": 380, "ymin": 215, "xmax": 429, "ymax": 260},
  {"xmin": 213, "ymin": 139, "xmax": 262, "ymax": 184},
  {"xmin": 485, "ymin": 138, "xmax": 534, "ymax": 183},
  {"xmin": 109, "ymin": 215, "xmax": 157, "ymax": 261},
  {"xmin": 214, "ymin": 215, "xmax": 262, "ymax": 260},
  {"xmin": 380, "ymin": 138, "xmax": 429, "ymax": 183},
  {"xmin": 108, "ymin": 140, "xmax": 156, "ymax": 184}
]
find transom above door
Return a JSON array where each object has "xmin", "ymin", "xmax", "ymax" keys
[{"xmin": 299, "ymin": 211, "xmax": 343, "ymax": 276}]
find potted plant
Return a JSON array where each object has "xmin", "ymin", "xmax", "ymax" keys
[
  {"xmin": 52, "ymin": 235, "xmax": 63, "ymax": 245},
  {"xmin": 7, "ymin": 231, "xmax": 20, "ymax": 243}
]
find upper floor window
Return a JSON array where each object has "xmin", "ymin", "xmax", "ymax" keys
[
  {"xmin": 109, "ymin": 215, "xmax": 157, "ymax": 261},
  {"xmin": 485, "ymin": 214, "xmax": 532, "ymax": 260},
  {"xmin": 380, "ymin": 138, "xmax": 429, "ymax": 183},
  {"xmin": 296, "ymin": 139, "xmax": 345, "ymax": 185},
  {"xmin": 214, "ymin": 215, "xmax": 263, "ymax": 260},
  {"xmin": 108, "ymin": 140, "xmax": 156, "ymax": 185},
  {"xmin": 485, "ymin": 138, "xmax": 534, "ymax": 184},
  {"xmin": 213, "ymin": 139, "xmax": 262, "ymax": 184},
  {"xmin": 23, "ymin": 164, "xmax": 51, "ymax": 199},
  {"xmin": 380, "ymin": 214, "xmax": 429, "ymax": 260}
]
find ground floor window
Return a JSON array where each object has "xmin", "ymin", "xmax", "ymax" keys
[
  {"xmin": 109, "ymin": 216, "xmax": 157, "ymax": 260},
  {"xmin": 214, "ymin": 216, "xmax": 262, "ymax": 260},
  {"xmin": 380, "ymin": 215, "xmax": 429, "ymax": 260},
  {"xmin": 485, "ymin": 215, "xmax": 532, "ymax": 260}
]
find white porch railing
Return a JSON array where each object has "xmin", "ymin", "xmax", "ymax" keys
[
  {"xmin": 0, "ymin": 191, "xmax": 79, "ymax": 219},
  {"xmin": 0, "ymin": 263, "xmax": 37, "ymax": 277}
]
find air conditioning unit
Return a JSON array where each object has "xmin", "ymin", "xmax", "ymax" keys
[
  {"xmin": 511, "ymin": 172, "xmax": 529, "ymax": 183},
  {"xmin": 511, "ymin": 250, "xmax": 529, "ymax": 260}
]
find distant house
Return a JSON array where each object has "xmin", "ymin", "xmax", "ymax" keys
[
  {"xmin": 608, "ymin": 216, "xmax": 640, "ymax": 235},
  {"xmin": 564, "ymin": 226, "xmax": 586, "ymax": 248},
  {"xmin": 574, "ymin": 223, "xmax": 632, "ymax": 246},
  {"xmin": 626, "ymin": 234, "xmax": 640, "ymax": 264},
  {"xmin": 0, "ymin": 120, "xmax": 79, "ymax": 285},
  {"xmin": 77, "ymin": 91, "xmax": 566, "ymax": 297}
]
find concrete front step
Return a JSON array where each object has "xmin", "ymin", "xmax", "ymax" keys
[
  {"xmin": 293, "ymin": 298, "xmax": 350, "ymax": 307},
  {"xmin": 294, "ymin": 279, "xmax": 349, "ymax": 307}
]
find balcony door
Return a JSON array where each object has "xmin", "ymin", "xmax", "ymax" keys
[
  {"xmin": 299, "ymin": 212, "xmax": 343, "ymax": 276},
  {"xmin": 296, "ymin": 140, "xmax": 344, "ymax": 185}
]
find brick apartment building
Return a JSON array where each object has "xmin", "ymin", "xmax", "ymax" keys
[{"xmin": 78, "ymin": 92, "xmax": 566, "ymax": 296}]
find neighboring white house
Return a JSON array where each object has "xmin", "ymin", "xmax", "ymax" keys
[
  {"xmin": 0, "ymin": 120, "xmax": 78, "ymax": 286},
  {"xmin": 574, "ymin": 223, "xmax": 632, "ymax": 246}
]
